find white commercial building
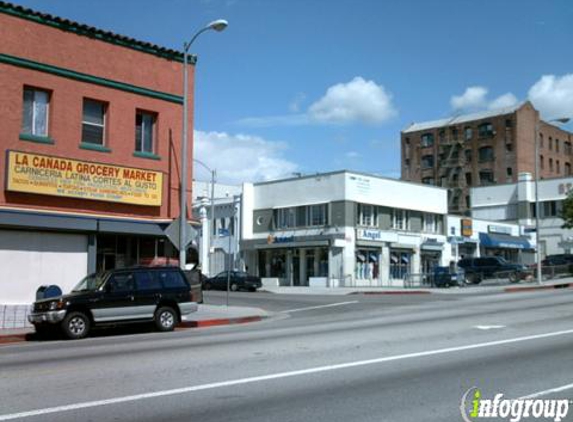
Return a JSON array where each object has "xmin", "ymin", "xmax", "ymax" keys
[
  {"xmin": 472, "ymin": 172, "xmax": 573, "ymax": 257},
  {"xmin": 239, "ymin": 171, "xmax": 528, "ymax": 288}
]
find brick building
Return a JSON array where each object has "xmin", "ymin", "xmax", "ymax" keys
[
  {"xmin": 401, "ymin": 102, "xmax": 573, "ymax": 215},
  {"xmin": 0, "ymin": 2, "xmax": 195, "ymax": 304}
]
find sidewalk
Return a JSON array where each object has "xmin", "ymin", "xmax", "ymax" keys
[
  {"xmin": 260, "ymin": 277, "xmax": 573, "ymax": 296},
  {"xmin": 0, "ymin": 304, "xmax": 269, "ymax": 343}
]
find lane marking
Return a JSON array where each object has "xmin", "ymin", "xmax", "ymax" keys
[
  {"xmin": 2, "ymin": 327, "xmax": 573, "ymax": 421},
  {"xmin": 280, "ymin": 301, "xmax": 359, "ymax": 313},
  {"xmin": 519, "ymin": 383, "xmax": 573, "ymax": 399},
  {"xmin": 474, "ymin": 325, "xmax": 506, "ymax": 330}
]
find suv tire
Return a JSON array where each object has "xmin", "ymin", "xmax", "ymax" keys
[
  {"xmin": 62, "ymin": 311, "xmax": 90, "ymax": 340},
  {"xmin": 155, "ymin": 306, "xmax": 177, "ymax": 332},
  {"xmin": 508, "ymin": 272, "xmax": 519, "ymax": 283}
]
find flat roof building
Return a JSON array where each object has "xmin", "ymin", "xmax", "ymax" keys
[
  {"xmin": 0, "ymin": 1, "xmax": 194, "ymax": 306},
  {"xmin": 401, "ymin": 102, "xmax": 572, "ymax": 216}
]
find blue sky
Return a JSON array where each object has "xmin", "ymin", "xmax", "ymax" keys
[{"xmin": 12, "ymin": 0, "xmax": 573, "ymax": 184}]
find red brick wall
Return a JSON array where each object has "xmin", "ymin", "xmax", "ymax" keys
[{"xmin": 0, "ymin": 12, "xmax": 194, "ymax": 220}]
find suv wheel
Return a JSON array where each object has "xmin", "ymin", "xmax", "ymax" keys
[
  {"xmin": 155, "ymin": 306, "xmax": 177, "ymax": 332},
  {"xmin": 508, "ymin": 272, "xmax": 519, "ymax": 283},
  {"xmin": 62, "ymin": 311, "xmax": 90, "ymax": 340}
]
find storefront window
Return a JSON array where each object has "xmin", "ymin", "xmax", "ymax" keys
[
  {"xmin": 390, "ymin": 250, "xmax": 411, "ymax": 279},
  {"xmin": 355, "ymin": 249, "xmax": 379, "ymax": 280},
  {"xmin": 318, "ymin": 248, "xmax": 328, "ymax": 277},
  {"xmin": 270, "ymin": 250, "xmax": 286, "ymax": 278}
]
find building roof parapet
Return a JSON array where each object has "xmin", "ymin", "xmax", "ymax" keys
[{"xmin": 0, "ymin": 1, "xmax": 191, "ymax": 64}]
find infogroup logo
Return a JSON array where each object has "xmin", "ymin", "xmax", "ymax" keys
[{"xmin": 460, "ymin": 387, "xmax": 570, "ymax": 422}]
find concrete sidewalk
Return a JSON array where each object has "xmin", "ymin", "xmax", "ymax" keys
[
  {"xmin": 0, "ymin": 304, "xmax": 269, "ymax": 343},
  {"xmin": 260, "ymin": 277, "xmax": 573, "ymax": 296}
]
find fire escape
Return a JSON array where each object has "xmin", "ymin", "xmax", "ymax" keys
[{"xmin": 438, "ymin": 124, "xmax": 467, "ymax": 214}]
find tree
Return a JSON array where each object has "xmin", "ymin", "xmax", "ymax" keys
[{"xmin": 561, "ymin": 191, "xmax": 573, "ymax": 229}]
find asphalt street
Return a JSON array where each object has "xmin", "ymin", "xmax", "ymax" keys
[{"xmin": 1, "ymin": 289, "xmax": 573, "ymax": 421}]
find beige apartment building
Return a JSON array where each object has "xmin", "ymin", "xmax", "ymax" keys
[{"xmin": 401, "ymin": 101, "xmax": 572, "ymax": 215}]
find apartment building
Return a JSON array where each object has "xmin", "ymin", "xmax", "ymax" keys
[
  {"xmin": 401, "ymin": 102, "xmax": 573, "ymax": 215},
  {"xmin": 0, "ymin": 2, "xmax": 193, "ymax": 303}
]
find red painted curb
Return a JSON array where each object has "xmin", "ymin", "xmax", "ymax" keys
[
  {"xmin": 504, "ymin": 283, "xmax": 573, "ymax": 293},
  {"xmin": 179, "ymin": 315, "xmax": 264, "ymax": 328},
  {"xmin": 0, "ymin": 334, "xmax": 29, "ymax": 344}
]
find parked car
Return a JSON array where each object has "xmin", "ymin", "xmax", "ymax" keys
[
  {"xmin": 203, "ymin": 271, "xmax": 262, "ymax": 292},
  {"xmin": 457, "ymin": 257, "xmax": 527, "ymax": 284},
  {"xmin": 542, "ymin": 254, "xmax": 573, "ymax": 266},
  {"xmin": 28, "ymin": 266, "xmax": 199, "ymax": 340},
  {"xmin": 432, "ymin": 266, "xmax": 465, "ymax": 288}
]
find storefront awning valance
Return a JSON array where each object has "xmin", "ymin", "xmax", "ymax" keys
[
  {"xmin": 479, "ymin": 233, "xmax": 533, "ymax": 250},
  {"xmin": 421, "ymin": 241, "xmax": 444, "ymax": 251}
]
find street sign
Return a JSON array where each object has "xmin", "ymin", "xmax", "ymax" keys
[{"xmin": 164, "ymin": 219, "xmax": 198, "ymax": 251}]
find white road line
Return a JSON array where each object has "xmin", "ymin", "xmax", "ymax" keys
[
  {"xmin": 2, "ymin": 328, "xmax": 573, "ymax": 421},
  {"xmin": 519, "ymin": 383, "xmax": 573, "ymax": 399},
  {"xmin": 474, "ymin": 325, "xmax": 506, "ymax": 330},
  {"xmin": 280, "ymin": 301, "xmax": 359, "ymax": 313}
]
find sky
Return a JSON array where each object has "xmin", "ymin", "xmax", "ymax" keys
[{"xmin": 11, "ymin": 0, "xmax": 573, "ymax": 184}]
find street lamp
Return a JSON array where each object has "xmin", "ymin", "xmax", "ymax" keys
[
  {"xmin": 193, "ymin": 158, "xmax": 216, "ymax": 274},
  {"xmin": 179, "ymin": 19, "xmax": 228, "ymax": 270},
  {"xmin": 534, "ymin": 116, "xmax": 570, "ymax": 284}
]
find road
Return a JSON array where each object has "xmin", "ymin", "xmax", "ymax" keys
[{"xmin": 1, "ymin": 289, "xmax": 573, "ymax": 421}]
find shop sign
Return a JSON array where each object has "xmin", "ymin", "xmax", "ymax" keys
[
  {"xmin": 461, "ymin": 218, "xmax": 473, "ymax": 237},
  {"xmin": 558, "ymin": 182, "xmax": 573, "ymax": 195},
  {"xmin": 488, "ymin": 225, "xmax": 512, "ymax": 235},
  {"xmin": 356, "ymin": 229, "xmax": 398, "ymax": 243},
  {"xmin": 267, "ymin": 235, "xmax": 295, "ymax": 244},
  {"xmin": 6, "ymin": 151, "xmax": 162, "ymax": 206}
]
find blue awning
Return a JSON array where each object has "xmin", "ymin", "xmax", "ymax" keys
[{"xmin": 479, "ymin": 233, "xmax": 533, "ymax": 250}]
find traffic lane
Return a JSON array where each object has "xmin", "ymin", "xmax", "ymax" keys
[
  {"xmin": 2, "ymin": 299, "xmax": 573, "ymax": 418},
  {"xmin": 202, "ymin": 289, "xmax": 453, "ymax": 313},
  {"xmin": 4, "ymin": 330, "xmax": 573, "ymax": 422}
]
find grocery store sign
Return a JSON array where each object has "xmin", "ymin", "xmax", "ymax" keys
[{"xmin": 6, "ymin": 151, "xmax": 162, "ymax": 206}]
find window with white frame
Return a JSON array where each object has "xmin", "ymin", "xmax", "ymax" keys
[
  {"xmin": 423, "ymin": 213, "xmax": 439, "ymax": 233},
  {"xmin": 274, "ymin": 207, "xmax": 296, "ymax": 229},
  {"xmin": 392, "ymin": 209, "xmax": 409, "ymax": 230},
  {"xmin": 22, "ymin": 87, "xmax": 50, "ymax": 137},
  {"xmin": 82, "ymin": 99, "xmax": 107, "ymax": 145},
  {"xmin": 135, "ymin": 111, "xmax": 156, "ymax": 153},
  {"xmin": 308, "ymin": 204, "xmax": 328, "ymax": 226},
  {"xmin": 357, "ymin": 204, "xmax": 378, "ymax": 227}
]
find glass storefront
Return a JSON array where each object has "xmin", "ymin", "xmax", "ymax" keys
[
  {"xmin": 355, "ymin": 249, "xmax": 379, "ymax": 280},
  {"xmin": 257, "ymin": 247, "xmax": 329, "ymax": 285},
  {"xmin": 390, "ymin": 250, "xmax": 412, "ymax": 280}
]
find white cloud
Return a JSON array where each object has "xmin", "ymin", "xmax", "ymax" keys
[
  {"xmin": 451, "ymin": 86, "xmax": 519, "ymax": 112},
  {"xmin": 308, "ymin": 77, "xmax": 397, "ymax": 124},
  {"xmin": 450, "ymin": 86, "xmax": 488, "ymax": 110},
  {"xmin": 528, "ymin": 74, "xmax": 573, "ymax": 120},
  {"xmin": 488, "ymin": 93, "xmax": 518, "ymax": 110},
  {"xmin": 194, "ymin": 130, "xmax": 298, "ymax": 184}
]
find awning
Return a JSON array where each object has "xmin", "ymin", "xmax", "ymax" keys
[
  {"xmin": 421, "ymin": 241, "xmax": 444, "ymax": 251},
  {"xmin": 479, "ymin": 233, "xmax": 533, "ymax": 250}
]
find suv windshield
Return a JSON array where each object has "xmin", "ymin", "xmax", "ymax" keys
[{"xmin": 72, "ymin": 273, "xmax": 108, "ymax": 292}]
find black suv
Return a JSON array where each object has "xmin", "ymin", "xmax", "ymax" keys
[
  {"xmin": 28, "ymin": 266, "xmax": 199, "ymax": 339},
  {"xmin": 457, "ymin": 257, "xmax": 527, "ymax": 284}
]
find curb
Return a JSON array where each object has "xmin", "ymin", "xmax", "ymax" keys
[
  {"xmin": 504, "ymin": 282, "xmax": 573, "ymax": 293},
  {"xmin": 0, "ymin": 315, "xmax": 266, "ymax": 345},
  {"xmin": 0, "ymin": 333, "xmax": 30, "ymax": 344},
  {"xmin": 179, "ymin": 315, "xmax": 266, "ymax": 328}
]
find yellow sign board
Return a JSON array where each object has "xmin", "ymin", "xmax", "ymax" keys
[{"xmin": 6, "ymin": 151, "xmax": 163, "ymax": 206}]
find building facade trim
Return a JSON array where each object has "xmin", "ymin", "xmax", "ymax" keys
[
  {"xmin": 0, "ymin": 53, "xmax": 184, "ymax": 104},
  {"xmin": 0, "ymin": 1, "xmax": 190, "ymax": 64}
]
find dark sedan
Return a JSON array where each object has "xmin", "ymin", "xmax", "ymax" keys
[{"xmin": 203, "ymin": 271, "xmax": 262, "ymax": 292}]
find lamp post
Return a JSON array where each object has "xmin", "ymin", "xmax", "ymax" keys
[
  {"xmin": 534, "ymin": 116, "xmax": 570, "ymax": 284},
  {"xmin": 179, "ymin": 19, "xmax": 228, "ymax": 270},
  {"xmin": 193, "ymin": 158, "xmax": 216, "ymax": 274}
]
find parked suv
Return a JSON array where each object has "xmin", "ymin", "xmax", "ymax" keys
[
  {"xmin": 28, "ymin": 266, "xmax": 199, "ymax": 339},
  {"xmin": 457, "ymin": 257, "xmax": 527, "ymax": 284}
]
